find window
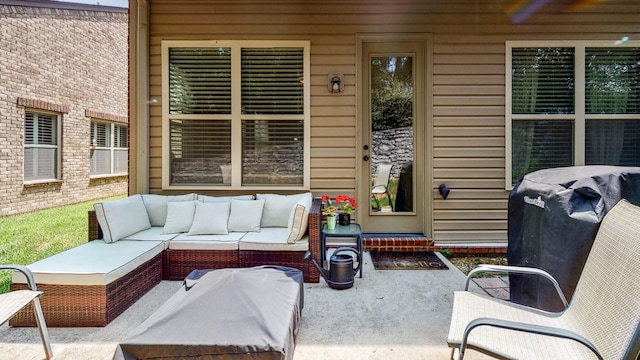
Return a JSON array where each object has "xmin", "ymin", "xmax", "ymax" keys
[
  {"xmin": 506, "ymin": 42, "xmax": 640, "ymax": 187},
  {"xmin": 24, "ymin": 111, "xmax": 61, "ymax": 182},
  {"xmin": 90, "ymin": 121, "xmax": 128, "ymax": 176},
  {"xmin": 162, "ymin": 41, "xmax": 310, "ymax": 189}
]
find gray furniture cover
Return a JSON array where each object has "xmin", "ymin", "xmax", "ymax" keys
[{"xmin": 114, "ymin": 266, "xmax": 304, "ymax": 360}]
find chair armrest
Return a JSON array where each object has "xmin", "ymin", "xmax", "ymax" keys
[
  {"xmin": 0, "ymin": 265, "xmax": 38, "ymax": 291},
  {"xmin": 88, "ymin": 210, "xmax": 103, "ymax": 241},
  {"xmin": 465, "ymin": 264, "xmax": 568, "ymax": 307},
  {"xmin": 306, "ymin": 197, "xmax": 322, "ymax": 281},
  {"xmin": 458, "ymin": 317, "xmax": 603, "ymax": 360},
  {"xmin": 308, "ymin": 197, "xmax": 322, "ymax": 257}
]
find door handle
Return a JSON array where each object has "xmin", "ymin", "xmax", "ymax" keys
[{"xmin": 363, "ymin": 155, "xmax": 369, "ymax": 161}]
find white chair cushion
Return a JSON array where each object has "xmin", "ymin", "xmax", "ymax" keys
[
  {"xmin": 228, "ymin": 198, "xmax": 265, "ymax": 232},
  {"xmin": 94, "ymin": 195, "xmax": 151, "ymax": 243},
  {"xmin": 257, "ymin": 192, "xmax": 312, "ymax": 227},
  {"xmin": 141, "ymin": 194, "xmax": 196, "ymax": 226},
  {"xmin": 239, "ymin": 228, "xmax": 308, "ymax": 251},
  {"xmin": 163, "ymin": 201, "xmax": 197, "ymax": 234},
  {"xmin": 287, "ymin": 195, "xmax": 313, "ymax": 243},
  {"xmin": 188, "ymin": 202, "xmax": 230, "ymax": 235},
  {"xmin": 12, "ymin": 240, "xmax": 164, "ymax": 286}
]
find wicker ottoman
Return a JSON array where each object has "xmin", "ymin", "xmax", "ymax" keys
[{"xmin": 10, "ymin": 240, "xmax": 164, "ymax": 327}]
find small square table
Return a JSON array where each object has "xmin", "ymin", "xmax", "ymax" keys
[{"xmin": 321, "ymin": 223, "xmax": 363, "ymax": 278}]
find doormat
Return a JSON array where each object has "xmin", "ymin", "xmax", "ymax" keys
[{"xmin": 370, "ymin": 251, "xmax": 449, "ymax": 270}]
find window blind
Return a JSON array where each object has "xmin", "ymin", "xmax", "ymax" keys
[
  {"xmin": 512, "ymin": 48, "xmax": 575, "ymax": 115},
  {"xmin": 170, "ymin": 119, "xmax": 232, "ymax": 184},
  {"xmin": 115, "ymin": 124, "xmax": 128, "ymax": 148},
  {"xmin": 585, "ymin": 47, "xmax": 640, "ymax": 114},
  {"xmin": 92, "ymin": 122, "xmax": 108, "ymax": 146},
  {"xmin": 586, "ymin": 120, "xmax": 640, "ymax": 166},
  {"xmin": 241, "ymin": 48, "xmax": 304, "ymax": 115},
  {"xmin": 169, "ymin": 47, "xmax": 232, "ymax": 115},
  {"xmin": 24, "ymin": 112, "xmax": 58, "ymax": 181},
  {"xmin": 24, "ymin": 147, "xmax": 56, "ymax": 181},
  {"xmin": 90, "ymin": 149, "xmax": 111, "ymax": 175},
  {"xmin": 241, "ymin": 120, "xmax": 304, "ymax": 185},
  {"xmin": 25, "ymin": 113, "xmax": 56, "ymax": 145},
  {"xmin": 511, "ymin": 120, "xmax": 574, "ymax": 183}
]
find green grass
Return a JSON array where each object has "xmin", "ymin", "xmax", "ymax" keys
[
  {"xmin": 371, "ymin": 179, "xmax": 398, "ymax": 209},
  {"xmin": 0, "ymin": 195, "xmax": 125, "ymax": 293}
]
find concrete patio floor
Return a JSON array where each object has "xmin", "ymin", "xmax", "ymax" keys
[{"xmin": 0, "ymin": 253, "xmax": 495, "ymax": 360}]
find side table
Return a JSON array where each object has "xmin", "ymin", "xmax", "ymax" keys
[{"xmin": 321, "ymin": 223, "xmax": 363, "ymax": 278}]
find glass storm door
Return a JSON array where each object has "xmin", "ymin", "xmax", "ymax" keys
[{"xmin": 358, "ymin": 40, "xmax": 425, "ymax": 233}]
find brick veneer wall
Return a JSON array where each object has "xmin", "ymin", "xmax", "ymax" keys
[{"xmin": 0, "ymin": 2, "xmax": 128, "ymax": 216}]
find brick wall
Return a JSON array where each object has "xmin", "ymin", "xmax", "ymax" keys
[{"xmin": 0, "ymin": 2, "xmax": 128, "ymax": 217}]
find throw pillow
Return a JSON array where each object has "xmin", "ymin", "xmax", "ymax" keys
[
  {"xmin": 188, "ymin": 202, "xmax": 230, "ymax": 235},
  {"xmin": 257, "ymin": 192, "xmax": 312, "ymax": 227},
  {"xmin": 287, "ymin": 195, "xmax": 313, "ymax": 243},
  {"xmin": 163, "ymin": 200, "xmax": 197, "ymax": 234},
  {"xmin": 94, "ymin": 195, "xmax": 151, "ymax": 243},
  {"xmin": 228, "ymin": 198, "xmax": 265, "ymax": 232}
]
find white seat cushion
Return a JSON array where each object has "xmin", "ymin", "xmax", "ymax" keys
[
  {"xmin": 121, "ymin": 226, "xmax": 178, "ymax": 248},
  {"xmin": 169, "ymin": 232, "xmax": 243, "ymax": 250},
  {"xmin": 239, "ymin": 228, "xmax": 308, "ymax": 251},
  {"xmin": 12, "ymin": 240, "xmax": 164, "ymax": 286}
]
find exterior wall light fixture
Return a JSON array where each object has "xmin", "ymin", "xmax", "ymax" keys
[{"xmin": 328, "ymin": 73, "xmax": 344, "ymax": 93}]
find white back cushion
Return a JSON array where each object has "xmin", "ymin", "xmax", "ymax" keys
[
  {"xmin": 94, "ymin": 195, "xmax": 151, "ymax": 243},
  {"xmin": 163, "ymin": 200, "xmax": 197, "ymax": 234},
  {"xmin": 228, "ymin": 198, "xmax": 265, "ymax": 232},
  {"xmin": 188, "ymin": 201, "xmax": 231, "ymax": 235},
  {"xmin": 198, "ymin": 194, "xmax": 254, "ymax": 203},
  {"xmin": 142, "ymin": 193, "xmax": 196, "ymax": 226},
  {"xmin": 257, "ymin": 192, "xmax": 312, "ymax": 227}
]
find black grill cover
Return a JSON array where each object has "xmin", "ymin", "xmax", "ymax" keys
[{"xmin": 508, "ymin": 166, "xmax": 640, "ymax": 312}]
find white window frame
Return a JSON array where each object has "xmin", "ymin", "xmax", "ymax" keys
[
  {"xmin": 90, "ymin": 120, "xmax": 128, "ymax": 177},
  {"xmin": 161, "ymin": 40, "xmax": 311, "ymax": 190},
  {"xmin": 23, "ymin": 110, "xmax": 62, "ymax": 183},
  {"xmin": 505, "ymin": 40, "xmax": 640, "ymax": 189}
]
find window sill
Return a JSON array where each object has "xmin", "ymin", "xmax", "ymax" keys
[
  {"xmin": 90, "ymin": 173, "xmax": 128, "ymax": 180},
  {"xmin": 23, "ymin": 180, "xmax": 63, "ymax": 188},
  {"xmin": 163, "ymin": 184, "xmax": 309, "ymax": 191}
]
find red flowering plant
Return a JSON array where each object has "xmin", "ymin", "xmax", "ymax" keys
[
  {"xmin": 321, "ymin": 195, "xmax": 338, "ymax": 217},
  {"xmin": 322, "ymin": 195, "xmax": 357, "ymax": 215}
]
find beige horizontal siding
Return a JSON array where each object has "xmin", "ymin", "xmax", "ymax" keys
[{"xmin": 144, "ymin": 0, "xmax": 637, "ymax": 246}]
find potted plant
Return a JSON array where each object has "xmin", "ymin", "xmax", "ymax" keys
[
  {"xmin": 322, "ymin": 195, "xmax": 357, "ymax": 226},
  {"xmin": 322, "ymin": 204, "xmax": 338, "ymax": 230},
  {"xmin": 335, "ymin": 195, "xmax": 357, "ymax": 225}
]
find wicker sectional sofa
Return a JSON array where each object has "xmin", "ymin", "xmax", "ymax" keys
[{"xmin": 11, "ymin": 193, "xmax": 321, "ymax": 327}]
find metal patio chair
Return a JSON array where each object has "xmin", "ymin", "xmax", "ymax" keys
[
  {"xmin": 447, "ymin": 199, "xmax": 640, "ymax": 360},
  {"xmin": 1, "ymin": 265, "xmax": 53, "ymax": 359}
]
